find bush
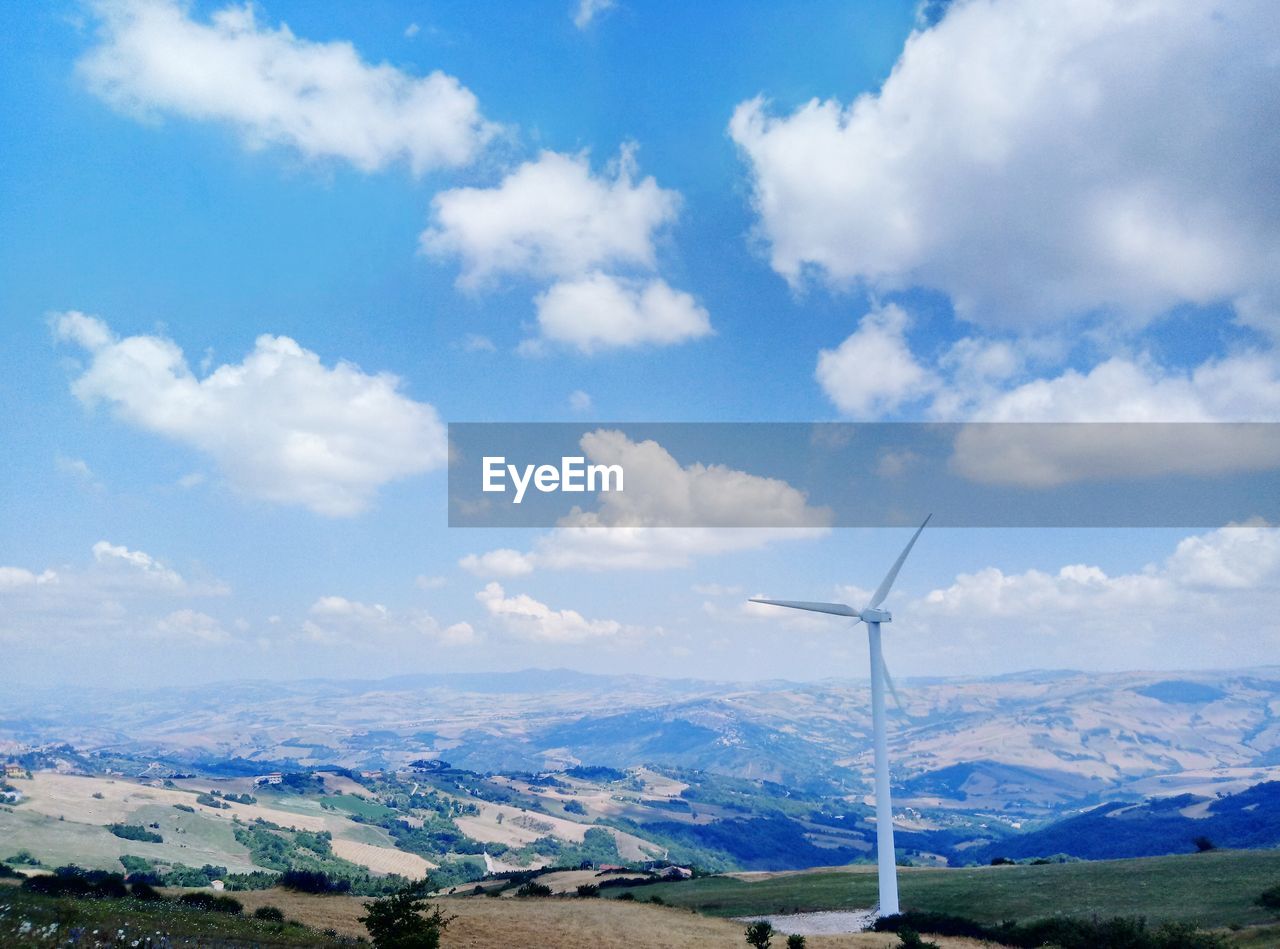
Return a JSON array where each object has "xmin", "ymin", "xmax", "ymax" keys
[
  {"xmin": 22, "ymin": 867, "xmax": 129, "ymax": 900},
  {"xmin": 359, "ymin": 879, "xmax": 454, "ymax": 949},
  {"xmin": 515, "ymin": 881, "xmax": 552, "ymax": 897},
  {"xmin": 279, "ymin": 868, "xmax": 351, "ymax": 894},
  {"xmin": 577, "ymin": 883, "xmax": 600, "ymax": 897},
  {"xmin": 108, "ymin": 823, "xmax": 163, "ymax": 843},
  {"xmin": 1258, "ymin": 883, "xmax": 1280, "ymax": 910},
  {"xmin": 786, "ymin": 936, "xmax": 806, "ymax": 949},
  {"xmin": 1193, "ymin": 835, "xmax": 1216, "ymax": 852},
  {"xmin": 7, "ymin": 850, "xmax": 39, "ymax": 865},
  {"xmin": 745, "ymin": 919, "xmax": 774, "ymax": 948},
  {"xmin": 177, "ymin": 891, "xmax": 243, "ymax": 914},
  {"xmin": 874, "ymin": 911, "xmax": 1227, "ymax": 949},
  {"xmin": 0, "ymin": 863, "xmax": 20, "ymax": 879},
  {"xmin": 254, "ymin": 905, "xmax": 285, "ymax": 922},
  {"xmin": 129, "ymin": 881, "xmax": 164, "ymax": 901},
  {"xmin": 617, "ymin": 891, "xmax": 636, "ymax": 901},
  {"xmin": 563, "ymin": 799, "xmax": 587, "ymax": 815},
  {"xmin": 991, "ymin": 855, "xmax": 1015, "ymax": 865}
]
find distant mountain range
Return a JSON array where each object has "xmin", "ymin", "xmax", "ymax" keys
[{"xmin": 5, "ymin": 666, "xmax": 1279, "ymax": 821}]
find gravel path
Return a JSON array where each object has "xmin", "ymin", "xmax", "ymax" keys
[{"xmin": 731, "ymin": 909, "xmax": 879, "ymax": 935}]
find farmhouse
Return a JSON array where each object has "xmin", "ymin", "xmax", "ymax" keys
[
  {"xmin": 254, "ymin": 772, "xmax": 283, "ymax": 786},
  {"xmin": 4, "ymin": 762, "xmax": 26, "ymax": 779}
]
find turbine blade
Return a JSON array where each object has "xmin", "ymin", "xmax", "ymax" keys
[
  {"xmin": 748, "ymin": 599, "xmax": 860, "ymax": 618},
  {"xmin": 879, "ymin": 653, "xmax": 907, "ymax": 716},
  {"xmin": 866, "ymin": 514, "xmax": 932, "ymax": 610}
]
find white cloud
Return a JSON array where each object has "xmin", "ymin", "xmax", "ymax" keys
[
  {"xmin": 905, "ymin": 522, "xmax": 1280, "ymax": 670},
  {"xmin": 414, "ymin": 574, "xmax": 448, "ymax": 590},
  {"xmin": 573, "ymin": 0, "xmax": 614, "ymax": 30},
  {"xmin": 815, "ymin": 304, "xmax": 936, "ymax": 418},
  {"xmin": 944, "ymin": 351, "xmax": 1280, "ymax": 485},
  {"xmin": 423, "ymin": 147, "xmax": 679, "ymax": 286},
  {"xmin": 476, "ymin": 582, "xmax": 623, "ymax": 642},
  {"xmin": 459, "ymin": 333, "xmax": 496, "ymax": 353},
  {"xmin": 92, "ymin": 540, "xmax": 187, "ymax": 589},
  {"xmin": 568, "ymin": 389, "xmax": 593, "ymax": 412},
  {"xmin": 730, "ymin": 0, "xmax": 1280, "ymax": 330},
  {"xmin": 0, "ymin": 542, "xmax": 227, "ymax": 645},
  {"xmin": 80, "ymin": 0, "xmax": 496, "ymax": 173},
  {"xmin": 460, "ymin": 548, "xmax": 535, "ymax": 578},
  {"xmin": 154, "ymin": 608, "xmax": 229, "ymax": 643},
  {"xmin": 423, "ymin": 147, "xmax": 708, "ymax": 353},
  {"xmin": 0, "ymin": 567, "xmax": 58, "ymax": 590},
  {"xmin": 302, "ymin": 595, "xmax": 476, "ymax": 646},
  {"xmin": 460, "ymin": 430, "xmax": 829, "ymax": 574},
  {"xmin": 535, "ymin": 273, "xmax": 712, "ymax": 353},
  {"xmin": 56, "ymin": 312, "xmax": 446, "ymax": 516}
]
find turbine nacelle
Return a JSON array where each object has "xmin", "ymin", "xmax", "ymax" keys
[{"xmin": 860, "ymin": 607, "xmax": 891, "ymax": 623}]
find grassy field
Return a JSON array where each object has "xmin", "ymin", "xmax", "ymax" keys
[
  {"xmin": 231, "ymin": 888, "xmax": 990, "ymax": 948},
  {"xmin": 624, "ymin": 849, "xmax": 1280, "ymax": 929},
  {"xmin": 0, "ymin": 884, "xmax": 344, "ymax": 947}
]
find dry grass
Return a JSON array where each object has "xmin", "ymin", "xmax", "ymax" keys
[
  {"xmin": 230, "ymin": 889, "xmax": 992, "ymax": 948},
  {"xmin": 329, "ymin": 837, "xmax": 435, "ymax": 876}
]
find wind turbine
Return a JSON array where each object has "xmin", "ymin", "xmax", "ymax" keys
[{"xmin": 749, "ymin": 515, "xmax": 930, "ymax": 917}]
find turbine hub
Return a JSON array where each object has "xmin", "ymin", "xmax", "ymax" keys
[{"xmin": 861, "ymin": 607, "xmax": 891, "ymax": 623}]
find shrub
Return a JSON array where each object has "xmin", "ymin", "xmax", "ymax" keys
[
  {"xmin": 990, "ymin": 855, "xmax": 1015, "ymax": 865},
  {"xmin": 563, "ymin": 799, "xmax": 587, "ymax": 815},
  {"xmin": 359, "ymin": 879, "xmax": 454, "ymax": 949},
  {"xmin": 577, "ymin": 883, "xmax": 600, "ymax": 897},
  {"xmin": 617, "ymin": 891, "xmax": 636, "ymax": 901},
  {"xmin": 279, "ymin": 868, "xmax": 351, "ymax": 894},
  {"xmin": 177, "ymin": 891, "xmax": 243, "ymax": 914},
  {"xmin": 129, "ymin": 881, "xmax": 164, "ymax": 901},
  {"xmin": 786, "ymin": 936, "xmax": 806, "ymax": 949},
  {"xmin": 0, "ymin": 863, "xmax": 20, "ymax": 879},
  {"xmin": 515, "ymin": 881, "xmax": 553, "ymax": 897},
  {"xmin": 7, "ymin": 850, "xmax": 39, "ymax": 865},
  {"xmin": 1258, "ymin": 883, "xmax": 1280, "ymax": 909},
  {"xmin": 897, "ymin": 930, "xmax": 940, "ymax": 949},
  {"xmin": 745, "ymin": 919, "xmax": 774, "ymax": 948},
  {"xmin": 108, "ymin": 823, "xmax": 163, "ymax": 843},
  {"xmin": 254, "ymin": 905, "xmax": 286, "ymax": 922},
  {"xmin": 1193, "ymin": 835, "xmax": 1216, "ymax": 852},
  {"xmin": 23, "ymin": 867, "xmax": 129, "ymax": 900}
]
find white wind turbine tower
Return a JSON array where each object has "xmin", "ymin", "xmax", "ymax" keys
[{"xmin": 749, "ymin": 515, "xmax": 930, "ymax": 917}]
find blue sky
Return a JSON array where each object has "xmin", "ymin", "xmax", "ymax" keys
[{"xmin": 2, "ymin": 0, "xmax": 1278, "ymax": 686}]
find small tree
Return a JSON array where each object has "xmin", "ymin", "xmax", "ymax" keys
[
  {"xmin": 786, "ymin": 935, "xmax": 807, "ymax": 949},
  {"xmin": 745, "ymin": 919, "xmax": 774, "ymax": 948},
  {"xmin": 1193, "ymin": 835, "xmax": 1216, "ymax": 852},
  {"xmin": 359, "ymin": 880, "xmax": 454, "ymax": 949}
]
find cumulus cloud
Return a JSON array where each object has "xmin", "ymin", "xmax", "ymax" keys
[
  {"xmin": 927, "ymin": 524, "xmax": 1280, "ymax": 607},
  {"xmin": 423, "ymin": 147, "xmax": 679, "ymax": 286},
  {"xmin": 534, "ymin": 273, "xmax": 712, "ymax": 353},
  {"xmin": 0, "ymin": 542, "xmax": 227, "ymax": 644},
  {"xmin": 909, "ymin": 522, "xmax": 1280, "ymax": 669},
  {"xmin": 79, "ymin": 0, "xmax": 496, "ymax": 173},
  {"xmin": 423, "ymin": 147, "xmax": 709, "ymax": 353},
  {"xmin": 56, "ymin": 312, "xmax": 446, "ymax": 516},
  {"xmin": 815, "ymin": 304, "xmax": 936, "ymax": 418},
  {"xmin": 153, "ymin": 608, "xmax": 229, "ymax": 643},
  {"xmin": 731, "ymin": 0, "xmax": 1280, "ymax": 330},
  {"xmin": 573, "ymin": 0, "xmax": 614, "ymax": 30},
  {"xmin": 460, "ymin": 431, "xmax": 829, "ymax": 574},
  {"xmin": 476, "ymin": 582, "xmax": 623, "ymax": 642},
  {"xmin": 302, "ymin": 595, "xmax": 475, "ymax": 646}
]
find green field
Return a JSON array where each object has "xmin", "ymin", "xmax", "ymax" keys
[{"xmin": 627, "ymin": 849, "xmax": 1280, "ymax": 929}]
